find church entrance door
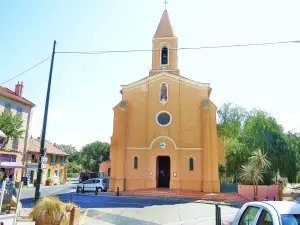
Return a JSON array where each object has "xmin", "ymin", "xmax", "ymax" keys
[{"xmin": 156, "ymin": 156, "xmax": 170, "ymax": 188}]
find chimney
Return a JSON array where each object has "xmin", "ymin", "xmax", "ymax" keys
[{"xmin": 15, "ymin": 81, "xmax": 24, "ymax": 97}]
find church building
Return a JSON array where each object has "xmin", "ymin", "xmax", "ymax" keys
[{"xmin": 108, "ymin": 9, "xmax": 225, "ymax": 193}]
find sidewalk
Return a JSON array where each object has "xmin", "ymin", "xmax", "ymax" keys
[{"xmin": 74, "ymin": 191, "xmax": 245, "ymax": 207}]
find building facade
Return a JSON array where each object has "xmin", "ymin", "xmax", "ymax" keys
[
  {"xmin": 0, "ymin": 82, "xmax": 34, "ymax": 181},
  {"xmin": 26, "ymin": 137, "xmax": 68, "ymax": 185},
  {"xmin": 108, "ymin": 10, "xmax": 225, "ymax": 193}
]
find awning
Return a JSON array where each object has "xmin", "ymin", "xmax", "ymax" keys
[
  {"xmin": 0, "ymin": 162, "xmax": 25, "ymax": 169},
  {"xmin": 0, "ymin": 130, "xmax": 6, "ymax": 138}
]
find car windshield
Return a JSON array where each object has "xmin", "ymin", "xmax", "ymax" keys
[{"xmin": 281, "ymin": 214, "xmax": 300, "ymax": 225}]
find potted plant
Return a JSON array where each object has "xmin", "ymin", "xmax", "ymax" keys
[
  {"xmin": 45, "ymin": 178, "xmax": 52, "ymax": 186},
  {"xmin": 29, "ymin": 196, "xmax": 79, "ymax": 225}
]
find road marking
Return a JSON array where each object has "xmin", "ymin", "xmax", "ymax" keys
[
  {"xmin": 81, "ymin": 210, "xmax": 113, "ymax": 224},
  {"xmin": 81, "ymin": 209, "xmax": 89, "ymax": 223},
  {"xmin": 107, "ymin": 201, "xmax": 150, "ymax": 206},
  {"xmin": 163, "ymin": 213, "xmax": 236, "ymax": 225}
]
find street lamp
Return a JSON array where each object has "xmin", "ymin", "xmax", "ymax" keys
[{"xmin": 0, "ymin": 130, "xmax": 7, "ymax": 149}]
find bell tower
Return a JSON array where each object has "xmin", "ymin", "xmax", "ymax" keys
[{"xmin": 150, "ymin": 9, "xmax": 180, "ymax": 76}]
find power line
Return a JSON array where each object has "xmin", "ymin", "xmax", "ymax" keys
[
  {"xmin": 56, "ymin": 40, "xmax": 299, "ymax": 55},
  {"xmin": 1, "ymin": 40, "xmax": 299, "ymax": 85},
  {"xmin": 0, "ymin": 56, "xmax": 51, "ymax": 85},
  {"xmin": 288, "ymin": 125, "xmax": 300, "ymax": 132}
]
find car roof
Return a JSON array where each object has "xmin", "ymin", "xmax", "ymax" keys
[
  {"xmin": 263, "ymin": 201, "xmax": 300, "ymax": 215},
  {"xmin": 245, "ymin": 201, "xmax": 300, "ymax": 215}
]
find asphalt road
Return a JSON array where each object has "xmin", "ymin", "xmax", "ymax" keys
[
  {"xmin": 20, "ymin": 183, "xmax": 76, "ymax": 200},
  {"xmin": 20, "ymin": 185, "xmax": 240, "ymax": 225}
]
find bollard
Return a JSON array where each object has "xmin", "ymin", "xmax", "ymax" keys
[
  {"xmin": 266, "ymin": 196, "xmax": 268, "ymax": 201},
  {"xmin": 95, "ymin": 187, "xmax": 98, "ymax": 196},
  {"xmin": 82, "ymin": 186, "xmax": 85, "ymax": 194},
  {"xmin": 69, "ymin": 195, "xmax": 73, "ymax": 203},
  {"xmin": 273, "ymin": 196, "xmax": 276, "ymax": 201},
  {"xmin": 215, "ymin": 204, "xmax": 221, "ymax": 225},
  {"xmin": 117, "ymin": 187, "xmax": 119, "ymax": 196}
]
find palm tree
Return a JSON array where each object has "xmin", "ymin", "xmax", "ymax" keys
[{"xmin": 239, "ymin": 149, "xmax": 271, "ymax": 200}]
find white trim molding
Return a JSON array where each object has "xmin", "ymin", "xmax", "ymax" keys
[
  {"xmin": 132, "ymin": 154, "xmax": 141, "ymax": 159},
  {"xmin": 121, "ymin": 72, "xmax": 210, "ymax": 91},
  {"xmin": 156, "ymin": 111, "xmax": 172, "ymax": 127},
  {"xmin": 159, "ymin": 42, "xmax": 171, "ymax": 67},
  {"xmin": 159, "ymin": 82, "xmax": 168, "ymax": 105},
  {"xmin": 125, "ymin": 136, "xmax": 203, "ymax": 151},
  {"xmin": 187, "ymin": 155, "xmax": 196, "ymax": 160}
]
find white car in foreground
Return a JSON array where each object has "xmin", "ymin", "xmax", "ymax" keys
[{"xmin": 232, "ymin": 200, "xmax": 300, "ymax": 225}]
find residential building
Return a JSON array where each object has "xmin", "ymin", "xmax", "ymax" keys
[
  {"xmin": 0, "ymin": 82, "xmax": 34, "ymax": 181},
  {"xmin": 26, "ymin": 137, "xmax": 68, "ymax": 185},
  {"xmin": 108, "ymin": 9, "xmax": 225, "ymax": 193},
  {"xmin": 99, "ymin": 160, "xmax": 111, "ymax": 178}
]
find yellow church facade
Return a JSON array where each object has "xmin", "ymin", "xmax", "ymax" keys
[{"xmin": 108, "ymin": 10, "xmax": 225, "ymax": 193}]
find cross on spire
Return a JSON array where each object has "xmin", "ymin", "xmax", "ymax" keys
[{"xmin": 164, "ymin": 0, "xmax": 168, "ymax": 10}]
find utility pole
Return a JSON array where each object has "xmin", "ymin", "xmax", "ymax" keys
[{"xmin": 34, "ymin": 40, "xmax": 57, "ymax": 203}]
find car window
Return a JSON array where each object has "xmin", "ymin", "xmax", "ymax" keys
[
  {"xmin": 257, "ymin": 210, "xmax": 273, "ymax": 225},
  {"xmin": 84, "ymin": 180, "xmax": 92, "ymax": 184},
  {"xmin": 281, "ymin": 214, "xmax": 300, "ymax": 225},
  {"xmin": 238, "ymin": 206, "xmax": 260, "ymax": 225},
  {"xmin": 95, "ymin": 180, "xmax": 100, "ymax": 183}
]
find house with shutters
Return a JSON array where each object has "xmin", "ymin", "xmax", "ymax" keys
[
  {"xmin": 0, "ymin": 82, "xmax": 35, "ymax": 182},
  {"xmin": 26, "ymin": 137, "xmax": 68, "ymax": 185}
]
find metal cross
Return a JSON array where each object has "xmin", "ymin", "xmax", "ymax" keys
[{"xmin": 164, "ymin": 0, "xmax": 168, "ymax": 10}]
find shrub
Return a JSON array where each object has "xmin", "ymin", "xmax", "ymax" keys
[{"xmin": 29, "ymin": 196, "xmax": 77, "ymax": 225}]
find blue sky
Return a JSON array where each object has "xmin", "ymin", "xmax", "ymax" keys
[{"xmin": 1, "ymin": 0, "xmax": 300, "ymax": 149}]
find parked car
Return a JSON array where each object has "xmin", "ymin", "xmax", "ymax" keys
[
  {"xmin": 231, "ymin": 201, "xmax": 300, "ymax": 225},
  {"xmin": 76, "ymin": 178, "xmax": 107, "ymax": 193},
  {"xmin": 102, "ymin": 177, "xmax": 110, "ymax": 192}
]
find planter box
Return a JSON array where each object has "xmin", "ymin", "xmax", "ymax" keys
[{"xmin": 69, "ymin": 206, "xmax": 80, "ymax": 225}]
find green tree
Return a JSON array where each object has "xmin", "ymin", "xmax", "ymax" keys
[
  {"xmin": 67, "ymin": 161, "xmax": 82, "ymax": 178},
  {"xmin": 57, "ymin": 144, "xmax": 80, "ymax": 164},
  {"xmin": 80, "ymin": 141, "xmax": 110, "ymax": 172},
  {"xmin": 217, "ymin": 103, "xmax": 247, "ymax": 145},
  {"xmin": 0, "ymin": 108, "xmax": 24, "ymax": 149}
]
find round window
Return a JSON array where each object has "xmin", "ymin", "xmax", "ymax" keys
[{"xmin": 156, "ymin": 112, "xmax": 172, "ymax": 126}]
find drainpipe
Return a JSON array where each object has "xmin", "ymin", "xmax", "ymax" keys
[{"xmin": 23, "ymin": 108, "xmax": 33, "ymax": 178}]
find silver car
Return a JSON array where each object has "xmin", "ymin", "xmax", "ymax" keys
[{"xmin": 232, "ymin": 201, "xmax": 300, "ymax": 225}]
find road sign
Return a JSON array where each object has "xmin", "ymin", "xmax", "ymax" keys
[{"xmin": 41, "ymin": 157, "xmax": 47, "ymax": 164}]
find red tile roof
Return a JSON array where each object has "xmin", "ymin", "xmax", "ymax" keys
[
  {"xmin": 28, "ymin": 138, "xmax": 69, "ymax": 156},
  {"xmin": 0, "ymin": 86, "xmax": 35, "ymax": 107}
]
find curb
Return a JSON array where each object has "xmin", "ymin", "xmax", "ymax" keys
[
  {"xmin": 74, "ymin": 193, "xmax": 243, "ymax": 206},
  {"xmin": 74, "ymin": 193, "xmax": 193, "ymax": 202},
  {"xmin": 194, "ymin": 200, "xmax": 243, "ymax": 207}
]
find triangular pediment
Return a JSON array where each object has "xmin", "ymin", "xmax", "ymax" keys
[{"xmin": 121, "ymin": 72, "xmax": 210, "ymax": 91}]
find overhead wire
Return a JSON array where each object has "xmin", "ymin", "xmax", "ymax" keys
[
  {"xmin": 0, "ymin": 56, "xmax": 51, "ymax": 85},
  {"xmin": 56, "ymin": 40, "xmax": 299, "ymax": 55},
  {"xmin": 1, "ymin": 40, "xmax": 299, "ymax": 85}
]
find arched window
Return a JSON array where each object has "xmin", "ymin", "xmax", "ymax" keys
[
  {"xmin": 108, "ymin": 168, "xmax": 111, "ymax": 176},
  {"xmin": 134, "ymin": 157, "xmax": 138, "ymax": 169},
  {"xmin": 160, "ymin": 83, "xmax": 168, "ymax": 101},
  {"xmin": 189, "ymin": 158, "xmax": 194, "ymax": 171},
  {"xmin": 161, "ymin": 47, "xmax": 168, "ymax": 65}
]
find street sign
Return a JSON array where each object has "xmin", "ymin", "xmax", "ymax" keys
[{"xmin": 41, "ymin": 157, "xmax": 47, "ymax": 164}]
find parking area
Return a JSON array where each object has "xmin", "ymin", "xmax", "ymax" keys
[{"xmin": 21, "ymin": 192, "xmax": 240, "ymax": 225}]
